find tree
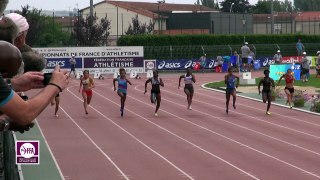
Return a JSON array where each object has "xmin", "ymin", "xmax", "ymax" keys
[
  {"xmin": 125, "ymin": 15, "xmax": 155, "ymax": 35},
  {"xmin": 295, "ymin": 0, "xmax": 320, "ymax": 11},
  {"xmin": 220, "ymin": 0, "xmax": 252, "ymax": 13},
  {"xmin": 73, "ymin": 15, "xmax": 111, "ymax": 46},
  {"xmin": 19, "ymin": 6, "xmax": 72, "ymax": 47},
  {"xmin": 252, "ymin": 0, "xmax": 293, "ymax": 14}
]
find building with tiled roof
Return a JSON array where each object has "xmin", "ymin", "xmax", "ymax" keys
[{"xmin": 79, "ymin": 0, "xmax": 216, "ymax": 41}]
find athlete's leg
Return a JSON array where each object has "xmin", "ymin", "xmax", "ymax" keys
[{"xmin": 82, "ymin": 91, "xmax": 88, "ymax": 114}]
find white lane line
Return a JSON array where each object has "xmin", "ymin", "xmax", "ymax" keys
[
  {"xmin": 199, "ymin": 86, "xmax": 320, "ymax": 126},
  {"xmin": 66, "ymin": 88, "xmax": 194, "ymax": 180},
  {"xmin": 59, "ymin": 102, "xmax": 130, "ymax": 180},
  {"xmin": 156, "ymin": 84, "xmax": 320, "ymax": 140},
  {"xmin": 35, "ymin": 120, "xmax": 65, "ymax": 180},
  {"xmin": 164, "ymin": 78, "xmax": 320, "ymax": 125},
  {"xmin": 135, "ymin": 84, "xmax": 320, "ymax": 156},
  {"xmin": 130, "ymin": 85, "xmax": 320, "ymax": 179},
  {"xmin": 92, "ymin": 88, "xmax": 260, "ymax": 180}
]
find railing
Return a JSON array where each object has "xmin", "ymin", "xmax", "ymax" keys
[
  {"xmin": 1, "ymin": 131, "xmax": 21, "ymax": 180},
  {"xmin": 144, "ymin": 43, "xmax": 320, "ymax": 60}
]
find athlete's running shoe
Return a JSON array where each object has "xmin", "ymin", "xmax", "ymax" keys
[
  {"xmin": 266, "ymin": 111, "xmax": 271, "ymax": 115},
  {"xmin": 233, "ymin": 104, "xmax": 236, "ymax": 110},
  {"xmin": 120, "ymin": 108, "xmax": 124, "ymax": 117},
  {"xmin": 155, "ymin": 113, "xmax": 158, "ymax": 117}
]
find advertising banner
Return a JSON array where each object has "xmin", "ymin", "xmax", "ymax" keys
[
  {"xmin": 156, "ymin": 59, "xmax": 216, "ymax": 70},
  {"xmin": 270, "ymin": 64, "xmax": 301, "ymax": 80},
  {"xmin": 34, "ymin": 46, "xmax": 144, "ymax": 74},
  {"xmin": 144, "ymin": 60, "xmax": 157, "ymax": 73}
]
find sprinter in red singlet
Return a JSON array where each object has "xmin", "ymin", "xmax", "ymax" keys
[{"xmin": 278, "ymin": 69, "xmax": 295, "ymax": 108}]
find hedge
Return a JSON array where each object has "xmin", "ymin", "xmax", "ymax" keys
[{"xmin": 118, "ymin": 34, "xmax": 320, "ymax": 46}]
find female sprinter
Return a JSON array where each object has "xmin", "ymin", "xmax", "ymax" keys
[
  {"xmin": 178, "ymin": 68, "xmax": 196, "ymax": 110},
  {"xmin": 113, "ymin": 68, "xmax": 132, "ymax": 117},
  {"xmin": 225, "ymin": 67, "xmax": 239, "ymax": 114},
  {"xmin": 51, "ymin": 93, "xmax": 60, "ymax": 117},
  {"xmin": 79, "ymin": 70, "xmax": 94, "ymax": 114},
  {"xmin": 258, "ymin": 69, "xmax": 275, "ymax": 115},
  {"xmin": 144, "ymin": 70, "xmax": 164, "ymax": 117},
  {"xmin": 278, "ymin": 69, "xmax": 295, "ymax": 108}
]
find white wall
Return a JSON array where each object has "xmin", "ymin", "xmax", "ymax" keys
[{"xmin": 82, "ymin": 3, "xmax": 155, "ymax": 38}]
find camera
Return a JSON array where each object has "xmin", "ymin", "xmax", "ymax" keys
[
  {"xmin": 43, "ymin": 73, "xmax": 52, "ymax": 86},
  {"xmin": 20, "ymin": 95, "xmax": 28, "ymax": 101}
]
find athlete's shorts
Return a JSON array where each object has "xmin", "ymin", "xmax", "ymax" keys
[
  {"xmin": 70, "ymin": 64, "xmax": 76, "ymax": 71},
  {"xmin": 262, "ymin": 90, "xmax": 271, "ymax": 97},
  {"xmin": 226, "ymin": 88, "xmax": 236, "ymax": 95},
  {"xmin": 82, "ymin": 89, "xmax": 93, "ymax": 97},
  {"xmin": 285, "ymin": 87, "xmax": 294, "ymax": 94},
  {"xmin": 117, "ymin": 90, "xmax": 127, "ymax": 96},
  {"xmin": 184, "ymin": 86, "xmax": 194, "ymax": 94},
  {"xmin": 151, "ymin": 90, "xmax": 161, "ymax": 95},
  {"xmin": 117, "ymin": 88, "xmax": 127, "ymax": 95}
]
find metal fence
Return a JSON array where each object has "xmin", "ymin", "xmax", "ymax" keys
[{"xmin": 144, "ymin": 43, "xmax": 320, "ymax": 60}]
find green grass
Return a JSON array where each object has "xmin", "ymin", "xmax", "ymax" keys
[{"xmin": 205, "ymin": 75, "xmax": 320, "ymax": 89}]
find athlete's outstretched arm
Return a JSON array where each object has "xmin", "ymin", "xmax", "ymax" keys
[
  {"xmin": 271, "ymin": 78, "xmax": 275, "ymax": 88},
  {"xmin": 235, "ymin": 75, "xmax": 240, "ymax": 88},
  {"xmin": 90, "ymin": 78, "xmax": 95, "ymax": 88},
  {"xmin": 258, "ymin": 79, "xmax": 263, "ymax": 94},
  {"xmin": 224, "ymin": 75, "xmax": 228, "ymax": 84},
  {"xmin": 160, "ymin": 78, "xmax": 164, "ymax": 87},
  {"xmin": 192, "ymin": 74, "xmax": 196, "ymax": 83},
  {"xmin": 113, "ymin": 78, "xmax": 117, "ymax": 91},
  {"xmin": 277, "ymin": 75, "xmax": 284, "ymax": 86},
  {"xmin": 144, "ymin": 78, "xmax": 151, "ymax": 94},
  {"xmin": 178, "ymin": 75, "xmax": 184, "ymax": 88},
  {"xmin": 79, "ymin": 78, "xmax": 83, "ymax": 92},
  {"xmin": 126, "ymin": 79, "xmax": 132, "ymax": 85}
]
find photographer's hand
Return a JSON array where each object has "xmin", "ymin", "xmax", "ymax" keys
[
  {"xmin": 11, "ymin": 72, "xmax": 44, "ymax": 91},
  {"xmin": 9, "ymin": 121, "xmax": 35, "ymax": 133},
  {"xmin": 48, "ymin": 65, "xmax": 69, "ymax": 92}
]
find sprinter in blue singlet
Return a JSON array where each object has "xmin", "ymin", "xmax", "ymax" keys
[
  {"xmin": 113, "ymin": 68, "xmax": 132, "ymax": 117},
  {"xmin": 224, "ymin": 67, "xmax": 239, "ymax": 114}
]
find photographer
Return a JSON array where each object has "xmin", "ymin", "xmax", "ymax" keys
[{"xmin": 0, "ymin": 65, "xmax": 69, "ymax": 126}]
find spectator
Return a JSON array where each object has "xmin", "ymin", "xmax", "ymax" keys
[
  {"xmin": 216, "ymin": 56, "xmax": 223, "ymax": 72},
  {"xmin": 5, "ymin": 13, "xmax": 46, "ymax": 72},
  {"xmin": 69, "ymin": 55, "xmax": 77, "ymax": 78},
  {"xmin": 5, "ymin": 13, "xmax": 30, "ymax": 52},
  {"xmin": 248, "ymin": 50, "xmax": 255, "ymax": 72},
  {"xmin": 0, "ymin": 41, "xmax": 69, "ymax": 127},
  {"xmin": 296, "ymin": 39, "xmax": 305, "ymax": 56},
  {"xmin": 0, "ymin": 16, "xmax": 19, "ymax": 43},
  {"xmin": 0, "ymin": 0, "xmax": 8, "ymax": 15},
  {"xmin": 241, "ymin": 42, "xmax": 250, "ymax": 72},
  {"xmin": 233, "ymin": 51, "xmax": 240, "ymax": 72},
  {"xmin": 301, "ymin": 52, "xmax": 310, "ymax": 82},
  {"xmin": 199, "ymin": 54, "xmax": 207, "ymax": 72},
  {"xmin": 273, "ymin": 50, "xmax": 282, "ymax": 64},
  {"xmin": 0, "ymin": 66, "xmax": 69, "ymax": 126},
  {"xmin": 316, "ymin": 51, "xmax": 320, "ymax": 78},
  {"xmin": 22, "ymin": 51, "xmax": 47, "ymax": 73}
]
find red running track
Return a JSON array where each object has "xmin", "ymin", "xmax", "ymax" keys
[{"xmin": 30, "ymin": 72, "xmax": 320, "ymax": 180}]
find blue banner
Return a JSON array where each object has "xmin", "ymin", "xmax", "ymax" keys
[
  {"xmin": 270, "ymin": 64, "xmax": 301, "ymax": 80},
  {"xmin": 46, "ymin": 58, "xmax": 82, "ymax": 69},
  {"xmin": 255, "ymin": 56, "xmax": 275, "ymax": 67},
  {"xmin": 156, "ymin": 59, "xmax": 216, "ymax": 70}
]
